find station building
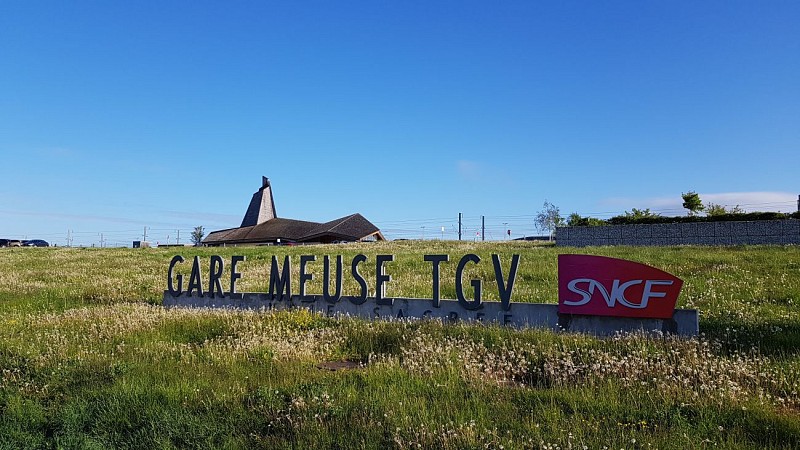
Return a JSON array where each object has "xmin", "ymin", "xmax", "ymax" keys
[{"xmin": 203, "ymin": 177, "xmax": 385, "ymax": 246}]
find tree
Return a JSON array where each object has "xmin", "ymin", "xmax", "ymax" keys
[
  {"xmin": 623, "ymin": 208, "xmax": 661, "ymax": 219},
  {"xmin": 535, "ymin": 200, "xmax": 564, "ymax": 240},
  {"xmin": 608, "ymin": 208, "xmax": 662, "ymax": 225},
  {"xmin": 567, "ymin": 212, "xmax": 583, "ymax": 226},
  {"xmin": 567, "ymin": 212, "xmax": 606, "ymax": 227},
  {"xmin": 682, "ymin": 191, "xmax": 704, "ymax": 216},
  {"xmin": 191, "ymin": 226, "xmax": 205, "ymax": 246},
  {"xmin": 706, "ymin": 203, "xmax": 745, "ymax": 216}
]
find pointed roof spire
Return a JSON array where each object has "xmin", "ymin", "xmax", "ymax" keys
[{"xmin": 241, "ymin": 176, "xmax": 277, "ymax": 227}]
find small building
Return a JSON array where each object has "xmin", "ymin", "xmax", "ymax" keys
[{"xmin": 203, "ymin": 177, "xmax": 385, "ymax": 246}]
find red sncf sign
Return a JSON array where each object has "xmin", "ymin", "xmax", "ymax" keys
[{"xmin": 558, "ymin": 254, "xmax": 683, "ymax": 319}]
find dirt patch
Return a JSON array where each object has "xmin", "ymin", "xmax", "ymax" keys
[{"xmin": 317, "ymin": 360, "xmax": 364, "ymax": 371}]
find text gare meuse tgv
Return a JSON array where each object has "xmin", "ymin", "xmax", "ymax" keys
[{"xmin": 166, "ymin": 254, "xmax": 522, "ymax": 311}]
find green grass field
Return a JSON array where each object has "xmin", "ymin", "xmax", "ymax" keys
[{"xmin": 1, "ymin": 242, "xmax": 799, "ymax": 449}]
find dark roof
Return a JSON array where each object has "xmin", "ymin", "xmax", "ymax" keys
[
  {"xmin": 302, "ymin": 214, "xmax": 381, "ymax": 242},
  {"xmin": 204, "ymin": 214, "xmax": 383, "ymax": 245}
]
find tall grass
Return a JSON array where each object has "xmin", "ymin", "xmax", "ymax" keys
[{"xmin": 0, "ymin": 243, "xmax": 799, "ymax": 448}]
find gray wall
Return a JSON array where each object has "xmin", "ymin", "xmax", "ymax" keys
[{"xmin": 556, "ymin": 219, "xmax": 800, "ymax": 247}]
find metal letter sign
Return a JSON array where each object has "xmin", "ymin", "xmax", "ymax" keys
[
  {"xmin": 165, "ymin": 253, "xmax": 699, "ymax": 335},
  {"xmin": 558, "ymin": 255, "xmax": 683, "ymax": 319}
]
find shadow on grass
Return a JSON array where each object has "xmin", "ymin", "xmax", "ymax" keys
[
  {"xmin": 513, "ymin": 387, "xmax": 800, "ymax": 449},
  {"xmin": 702, "ymin": 317, "xmax": 800, "ymax": 358}
]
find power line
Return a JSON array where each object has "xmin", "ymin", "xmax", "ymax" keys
[{"xmin": 3, "ymin": 197, "xmax": 797, "ymax": 244}]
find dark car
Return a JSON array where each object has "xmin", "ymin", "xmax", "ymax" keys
[
  {"xmin": 0, "ymin": 239, "xmax": 8, "ymax": 247},
  {"xmin": 2, "ymin": 239, "xmax": 22, "ymax": 247},
  {"xmin": 22, "ymin": 239, "xmax": 49, "ymax": 247}
]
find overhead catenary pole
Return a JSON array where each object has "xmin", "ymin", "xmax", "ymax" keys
[
  {"xmin": 458, "ymin": 213, "xmax": 462, "ymax": 241},
  {"xmin": 481, "ymin": 216, "xmax": 485, "ymax": 241},
  {"xmin": 177, "ymin": 229, "xmax": 180, "ymax": 245}
]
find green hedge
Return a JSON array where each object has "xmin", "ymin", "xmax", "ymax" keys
[{"xmin": 573, "ymin": 211, "xmax": 800, "ymax": 227}]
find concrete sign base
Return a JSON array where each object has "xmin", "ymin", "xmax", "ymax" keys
[{"xmin": 163, "ymin": 292, "xmax": 699, "ymax": 337}]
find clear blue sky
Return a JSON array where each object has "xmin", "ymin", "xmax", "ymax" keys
[{"xmin": 1, "ymin": 1, "xmax": 798, "ymax": 245}]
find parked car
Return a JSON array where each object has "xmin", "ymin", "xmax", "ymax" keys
[
  {"xmin": 5, "ymin": 240, "xmax": 22, "ymax": 247},
  {"xmin": 23, "ymin": 239, "xmax": 49, "ymax": 247},
  {"xmin": 0, "ymin": 239, "xmax": 8, "ymax": 247}
]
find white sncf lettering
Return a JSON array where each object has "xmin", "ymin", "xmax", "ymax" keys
[{"xmin": 565, "ymin": 279, "xmax": 674, "ymax": 309}]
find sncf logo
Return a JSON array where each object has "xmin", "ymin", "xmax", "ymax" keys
[
  {"xmin": 558, "ymin": 255, "xmax": 683, "ymax": 319},
  {"xmin": 564, "ymin": 279, "xmax": 675, "ymax": 309}
]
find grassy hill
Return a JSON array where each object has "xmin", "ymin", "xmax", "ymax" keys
[{"xmin": 0, "ymin": 242, "xmax": 798, "ymax": 448}]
